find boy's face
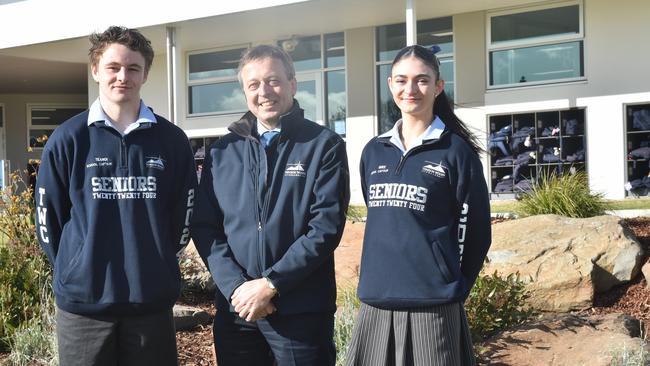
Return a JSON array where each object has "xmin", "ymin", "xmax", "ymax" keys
[{"xmin": 91, "ymin": 43, "xmax": 148, "ymax": 106}]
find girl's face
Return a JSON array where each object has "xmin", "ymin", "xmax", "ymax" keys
[{"xmin": 388, "ymin": 56, "xmax": 444, "ymax": 121}]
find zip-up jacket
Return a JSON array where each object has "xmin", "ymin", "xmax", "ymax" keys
[
  {"xmin": 192, "ymin": 102, "xmax": 350, "ymax": 314},
  {"xmin": 35, "ymin": 110, "xmax": 197, "ymax": 315},
  {"xmin": 358, "ymin": 127, "xmax": 491, "ymax": 309}
]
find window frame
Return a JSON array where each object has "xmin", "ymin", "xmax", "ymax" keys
[
  {"xmin": 26, "ymin": 103, "xmax": 86, "ymax": 150},
  {"xmin": 186, "ymin": 44, "xmax": 250, "ymax": 118},
  {"xmin": 486, "ymin": 0, "xmax": 585, "ymax": 89}
]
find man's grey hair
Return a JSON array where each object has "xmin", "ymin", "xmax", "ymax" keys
[{"xmin": 237, "ymin": 45, "xmax": 296, "ymax": 84}]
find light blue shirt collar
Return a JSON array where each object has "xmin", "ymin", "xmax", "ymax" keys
[
  {"xmin": 87, "ymin": 98, "xmax": 156, "ymax": 135},
  {"xmin": 256, "ymin": 120, "xmax": 281, "ymax": 136},
  {"xmin": 378, "ymin": 116, "xmax": 446, "ymax": 155}
]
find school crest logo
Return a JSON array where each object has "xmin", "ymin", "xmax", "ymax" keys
[
  {"xmin": 284, "ymin": 162, "xmax": 306, "ymax": 177},
  {"xmin": 145, "ymin": 156, "xmax": 165, "ymax": 171},
  {"xmin": 422, "ymin": 161, "xmax": 447, "ymax": 178}
]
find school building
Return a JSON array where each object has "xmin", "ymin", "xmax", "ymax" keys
[{"xmin": 1, "ymin": 0, "xmax": 649, "ymax": 203}]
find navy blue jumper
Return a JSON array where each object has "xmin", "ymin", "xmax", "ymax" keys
[
  {"xmin": 35, "ymin": 110, "xmax": 197, "ymax": 316},
  {"xmin": 358, "ymin": 123, "xmax": 491, "ymax": 309}
]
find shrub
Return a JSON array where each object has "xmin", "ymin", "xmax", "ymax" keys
[
  {"xmin": 516, "ymin": 171, "xmax": 610, "ymax": 218},
  {"xmin": 609, "ymin": 338, "xmax": 648, "ymax": 366},
  {"xmin": 0, "ymin": 172, "xmax": 52, "ymax": 351},
  {"xmin": 465, "ymin": 271, "xmax": 533, "ymax": 342},
  {"xmin": 335, "ymin": 285, "xmax": 360, "ymax": 366},
  {"xmin": 7, "ymin": 287, "xmax": 57, "ymax": 366}
]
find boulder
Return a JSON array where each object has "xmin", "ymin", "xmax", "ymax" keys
[
  {"xmin": 173, "ymin": 304, "xmax": 212, "ymax": 331},
  {"xmin": 479, "ymin": 313, "xmax": 647, "ymax": 366},
  {"xmin": 486, "ymin": 215, "xmax": 644, "ymax": 312},
  {"xmin": 179, "ymin": 240, "xmax": 216, "ymax": 292}
]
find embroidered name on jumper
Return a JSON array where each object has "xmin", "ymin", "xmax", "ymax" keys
[
  {"xmin": 90, "ymin": 176, "xmax": 157, "ymax": 200},
  {"xmin": 367, "ymin": 183, "xmax": 428, "ymax": 212},
  {"xmin": 284, "ymin": 162, "xmax": 306, "ymax": 177},
  {"xmin": 370, "ymin": 165, "xmax": 389, "ymax": 175}
]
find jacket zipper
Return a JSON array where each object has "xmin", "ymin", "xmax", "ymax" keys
[
  {"xmin": 254, "ymin": 139, "xmax": 264, "ymax": 274},
  {"xmin": 120, "ymin": 137, "xmax": 128, "ymax": 169}
]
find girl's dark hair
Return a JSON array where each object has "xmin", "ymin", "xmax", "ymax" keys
[{"xmin": 391, "ymin": 45, "xmax": 483, "ymax": 154}]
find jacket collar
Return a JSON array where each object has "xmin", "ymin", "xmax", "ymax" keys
[{"xmin": 228, "ymin": 100, "xmax": 304, "ymax": 140}]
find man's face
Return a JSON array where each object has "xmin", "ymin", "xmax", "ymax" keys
[
  {"xmin": 91, "ymin": 43, "xmax": 148, "ymax": 106},
  {"xmin": 240, "ymin": 57, "xmax": 297, "ymax": 127}
]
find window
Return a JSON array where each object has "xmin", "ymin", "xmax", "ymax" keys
[
  {"xmin": 279, "ymin": 32, "xmax": 347, "ymax": 135},
  {"xmin": 487, "ymin": 108, "xmax": 586, "ymax": 197},
  {"xmin": 375, "ymin": 17, "xmax": 454, "ymax": 134},
  {"xmin": 187, "ymin": 46, "xmax": 248, "ymax": 116},
  {"xmin": 189, "ymin": 136, "xmax": 220, "ymax": 183},
  {"xmin": 27, "ymin": 105, "xmax": 86, "ymax": 149},
  {"xmin": 488, "ymin": 2, "xmax": 584, "ymax": 88},
  {"xmin": 625, "ymin": 103, "xmax": 650, "ymax": 196}
]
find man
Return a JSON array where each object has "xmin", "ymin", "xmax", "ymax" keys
[
  {"xmin": 192, "ymin": 45, "xmax": 350, "ymax": 365},
  {"xmin": 35, "ymin": 26, "xmax": 196, "ymax": 366}
]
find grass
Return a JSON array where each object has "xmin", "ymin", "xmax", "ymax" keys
[
  {"xmin": 491, "ymin": 198, "xmax": 650, "ymax": 214},
  {"xmin": 353, "ymin": 198, "xmax": 650, "ymax": 218}
]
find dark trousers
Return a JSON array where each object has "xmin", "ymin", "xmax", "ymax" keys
[
  {"xmin": 213, "ymin": 310, "xmax": 336, "ymax": 366},
  {"xmin": 56, "ymin": 307, "xmax": 178, "ymax": 366}
]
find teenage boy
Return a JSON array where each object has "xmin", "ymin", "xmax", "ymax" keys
[{"xmin": 35, "ymin": 26, "xmax": 196, "ymax": 366}]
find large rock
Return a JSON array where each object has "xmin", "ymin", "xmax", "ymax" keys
[
  {"xmin": 486, "ymin": 215, "xmax": 644, "ymax": 312},
  {"xmin": 173, "ymin": 304, "xmax": 212, "ymax": 331},
  {"xmin": 479, "ymin": 313, "xmax": 648, "ymax": 366}
]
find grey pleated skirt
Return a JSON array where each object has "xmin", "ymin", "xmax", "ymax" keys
[{"xmin": 344, "ymin": 302, "xmax": 476, "ymax": 366}]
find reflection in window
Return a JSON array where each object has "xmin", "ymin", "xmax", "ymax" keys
[
  {"xmin": 327, "ymin": 70, "xmax": 346, "ymax": 135},
  {"xmin": 490, "ymin": 41, "xmax": 583, "ymax": 85},
  {"xmin": 296, "ymin": 80, "xmax": 317, "ymax": 122},
  {"xmin": 491, "ymin": 5, "xmax": 579, "ymax": 43},
  {"xmin": 279, "ymin": 35, "xmax": 321, "ymax": 72},
  {"xmin": 488, "ymin": 2, "xmax": 584, "ymax": 87},
  {"xmin": 189, "ymin": 47, "xmax": 245, "ymax": 80},
  {"xmin": 187, "ymin": 46, "xmax": 248, "ymax": 115},
  {"xmin": 189, "ymin": 82, "xmax": 246, "ymax": 115}
]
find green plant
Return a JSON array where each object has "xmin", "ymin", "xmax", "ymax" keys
[
  {"xmin": 335, "ymin": 285, "xmax": 360, "ymax": 366},
  {"xmin": 516, "ymin": 171, "xmax": 611, "ymax": 218},
  {"xmin": 465, "ymin": 271, "xmax": 533, "ymax": 341},
  {"xmin": 346, "ymin": 206, "xmax": 367, "ymax": 223},
  {"xmin": 609, "ymin": 338, "xmax": 648, "ymax": 366},
  {"xmin": 0, "ymin": 172, "xmax": 52, "ymax": 351},
  {"xmin": 7, "ymin": 286, "xmax": 57, "ymax": 366}
]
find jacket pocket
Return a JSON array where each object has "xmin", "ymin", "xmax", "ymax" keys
[
  {"xmin": 430, "ymin": 240, "xmax": 453, "ymax": 283},
  {"xmin": 58, "ymin": 243, "xmax": 84, "ymax": 286}
]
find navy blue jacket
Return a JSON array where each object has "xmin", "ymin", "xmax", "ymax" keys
[
  {"xmin": 358, "ymin": 127, "xmax": 491, "ymax": 309},
  {"xmin": 192, "ymin": 102, "xmax": 350, "ymax": 314},
  {"xmin": 35, "ymin": 111, "xmax": 197, "ymax": 315}
]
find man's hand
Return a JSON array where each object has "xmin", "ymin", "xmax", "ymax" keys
[{"xmin": 231, "ymin": 278, "xmax": 277, "ymax": 322}]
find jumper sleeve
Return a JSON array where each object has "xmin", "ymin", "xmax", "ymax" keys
[
  {"xmin": 455, "ymin": 151, "xmax": 492, "ymax": 298},
  {"xmin": 171, "ymin": 136, "xmax": 198, "ymax": 257},
  {"xmin": 191, "ymin": 150, "xmax": 249, "ymax": 300},
  {"xmin": 261, "ymin": 139, "xmax": 350, "ymax": 295},
  {"xmin": 35, "ymin": 134, "xmax": 72, "ymax": 265}
]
